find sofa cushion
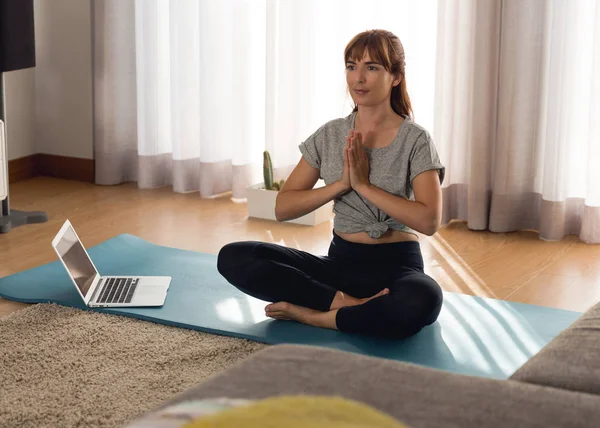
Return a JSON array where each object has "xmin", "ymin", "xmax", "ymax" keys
[
  {"xmin": 510, "ymin": 301, "xmax": 600, "ymax": 395},
  {"xmin": 157, "ymin": 344, "xmax": 600, "ymax": 428}
]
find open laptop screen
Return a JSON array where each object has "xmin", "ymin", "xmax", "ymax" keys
[{"xmin": 54, "ymin": 225, "xmax": 97, "ymax": 297}]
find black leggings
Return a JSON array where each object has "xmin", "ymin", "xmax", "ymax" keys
[{"xmin": 217, "ymin": 231, "xmax": 443, "ymax": 339}]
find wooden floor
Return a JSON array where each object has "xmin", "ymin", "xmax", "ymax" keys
[{"xmin": 2, "ymin": 177, "xmax": 600, "ymax": 318}]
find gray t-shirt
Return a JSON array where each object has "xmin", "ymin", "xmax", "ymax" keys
[{"xmin": 299, "ymin": 111, "xmax": 445, "ymax": 239}]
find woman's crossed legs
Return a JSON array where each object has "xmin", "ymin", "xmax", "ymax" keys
[{"xmin": 217, "ymin": 241, "xmax": 442, "ymax": 339}]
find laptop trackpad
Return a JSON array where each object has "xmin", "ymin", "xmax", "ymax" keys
[{"xmin": 131, "ymin": 286, "xmax": 167, "ymax": 306}]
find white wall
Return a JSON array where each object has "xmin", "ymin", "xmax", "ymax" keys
[
  {"xmin": 5, "ymin": 68, "xmax": 36, "ymax": 160},
  {"xmin": 5, "ymin": 0, "xmax": 94, "ymax": 161},
  {"xmin": 34, "ymin": 0, "xmax": 94, "ymax": 159}
]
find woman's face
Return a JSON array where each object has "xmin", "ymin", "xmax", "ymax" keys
[{"xmin": 345, "ymin": 51, "xmax": 399, "ymax": 109}]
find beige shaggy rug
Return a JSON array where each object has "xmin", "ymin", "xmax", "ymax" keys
[{"xmin": 0, "ymin": 303, "xmax": 268, "ymax": 428}]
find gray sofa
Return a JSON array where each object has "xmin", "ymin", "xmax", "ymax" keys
[{"xmin": 140, "ymin": 302, "xmax": 600, "ymax": 427}]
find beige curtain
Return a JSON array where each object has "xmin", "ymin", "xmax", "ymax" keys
[
  {"xmin": 92, "ymin": 0, "xmax": 258, "ymax": 198},
  {"xmin": 435, "ymin": 0, "xmax": 600, "ymax": 243}
]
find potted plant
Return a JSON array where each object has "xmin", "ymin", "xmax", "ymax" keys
[{"xmin": 246, "ymin": 151, "xmax": 332, "ymax": 226}]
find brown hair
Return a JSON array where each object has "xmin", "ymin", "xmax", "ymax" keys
[{"xmin": 344, "ymin": 29, "xmax": 413, "ymax": 119}]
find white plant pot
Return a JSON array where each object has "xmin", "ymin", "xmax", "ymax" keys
[{"xmin": 246, "ymin": 181, "xmax": 333, "ymax": 226}]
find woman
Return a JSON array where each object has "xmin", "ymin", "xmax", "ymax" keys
[{"xmin": 217, "ymin": 29, "xmax": 445, "ymax": 339}]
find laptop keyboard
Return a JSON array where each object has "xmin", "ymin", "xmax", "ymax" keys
[{"xmin": 97, "ymin": 278, "xmax": 139, "ymax": 304}]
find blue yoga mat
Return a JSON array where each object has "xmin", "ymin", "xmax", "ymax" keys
[{"xmin": 0, "ymin": 234, "xmax": 581, "ymax": 380}]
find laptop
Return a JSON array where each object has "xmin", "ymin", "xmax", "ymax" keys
[{"xmin": 52, "ymin": 219, "xmax": 171, "ymax": 308}]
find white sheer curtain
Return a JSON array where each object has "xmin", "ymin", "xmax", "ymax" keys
[
  {"xmin": 435, "ymin": 0, "xmax": 600, "ymax": 243},
  {"xmin": 93, "ymin": 0, "xmax": 438, "ymax": 199}
]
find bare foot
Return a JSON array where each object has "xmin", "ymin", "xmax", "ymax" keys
[
  {"xmin": 264, "ymin": 289, "xmax": 391, "ymax": 328},
  {"xmin": 329, "ymin": 288, "xmax": 390, "ymax": 310},
  {"xmin": 264, "ymin": 302, "xmax": 339, "ymax": 330},
  {"xmin": 264, "ymin": 302, "xmax": 320, "ymax": 322}
]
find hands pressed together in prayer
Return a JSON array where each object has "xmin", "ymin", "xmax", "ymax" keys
[{"xmin": 340, "ymin": 129, "xmax": 370, "ymax": 193}]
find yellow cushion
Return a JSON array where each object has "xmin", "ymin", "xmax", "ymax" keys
[{"xmin": 184, "ymin": 395, "xmax": 407, "ymax": 428}]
